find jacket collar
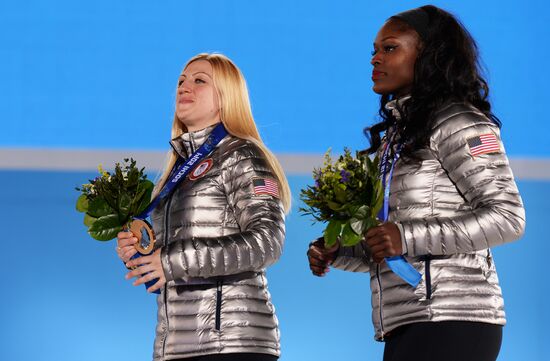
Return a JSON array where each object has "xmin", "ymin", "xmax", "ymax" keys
[
  {"xmin": 169, "ymin": 123, "xmax": 220, "ymax": 158},
  {"xmin": 385, "ymin": 95, "xmax": 412, "ymax": 121}
]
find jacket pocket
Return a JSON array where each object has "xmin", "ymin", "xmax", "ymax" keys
[
  {"xmin": 215, "ymin": 280, "xmax": 223, "ymax": 331},
  {"xmin": 426, "ymin": 259, "xmax": 433, "ymax": 299},
  {"xmin": 418, "ymin": 255, "xmax": 435, "ymax": 300},
  {"xmin": 424, "ymin": 257, "xmax": 432, "ymax": 300}
]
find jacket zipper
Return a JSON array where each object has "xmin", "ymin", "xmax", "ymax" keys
[
  {"xmin": 215, "ymin": 280, "xmax": 223, "ymax": 331},
  {"xmin": 161, "ymin": 194, "xmax": 174, "ymax": 358},
  {"xmin": 425, "ymin": 258, "xmax": 432, "ymax": 300},
  {"xmin": 376, "ymin": 264, "xmax": 385, "ymax": 339},
  {"xmin": 161, "ymin": 136, "xmax": 201, "ymax": 356}
]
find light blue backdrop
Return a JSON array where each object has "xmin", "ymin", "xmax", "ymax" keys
[
  {"xmin": 1, "ymin": 1, "xmax": 548, "ymax": 361},
  {"xmin": 1, "ymin": 0, "xmax": 549, "ymax": 155},
  {"xmin": 0, "ymin": 172, "xmax": 547, "ymax": 361}
]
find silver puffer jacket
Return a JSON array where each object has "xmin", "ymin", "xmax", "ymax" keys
[
  {"xmin": 332, "ymin": 102, "xmax": 525, "ymax": 340},
  {"xmin": 150, "ymin": 125, "xmax": 285, "ymax": 360}
]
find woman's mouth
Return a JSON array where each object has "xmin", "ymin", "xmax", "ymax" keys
[{"xmin": 372, "ymin": 70, "xmax": 386, "ymax": 80}]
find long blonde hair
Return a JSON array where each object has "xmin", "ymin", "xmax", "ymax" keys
[{"xmin": 154, "ymin": 53, "xmax": 291, "ymax": 213}]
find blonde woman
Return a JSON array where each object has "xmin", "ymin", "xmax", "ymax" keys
[{"xmin": 115, "ymin": 53, "xmax": 290, "ymax": 361}]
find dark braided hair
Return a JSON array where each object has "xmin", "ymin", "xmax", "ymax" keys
[{"xmin": 364, "ymin": 5, "xmax": 500, "ymax": 156}]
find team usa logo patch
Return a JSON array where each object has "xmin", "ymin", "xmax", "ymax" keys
[
  {"xmin": 252, "ymin": 177, "xmax": 280, "ymax": 198},
  {"xmin": 467, "ymin": 133, "xmax": 500, "ymax": 157},
  {"xmin": 188, "ymin": 158, "xmax": 213, "ymax": 180}
]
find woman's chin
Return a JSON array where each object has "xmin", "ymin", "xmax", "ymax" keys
[{"xmin": 372, "ymin": 84, "xmax": 389, "ymax": 95}]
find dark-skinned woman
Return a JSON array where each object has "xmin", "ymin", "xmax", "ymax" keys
[{"xmin": 307, "ymin": 5, "xmax": 525, "ymax": 361}]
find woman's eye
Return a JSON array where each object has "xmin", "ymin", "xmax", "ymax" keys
[
  {"xmin": 194, "ymin": 78, "xmax": 205, "ymax": 84},
  {"xmin": 384, "ymin": 45, "xmax": 397, "ymax": 53},
  {"xmin": 371, "ymin": 49, "xmax": 377, "ymax": 56},
  {"xmin": 178, "ymin": 79, "xmax": 184, "ymax": 86}
]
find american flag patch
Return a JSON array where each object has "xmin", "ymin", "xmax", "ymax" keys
[
  {"xmin": 252, "ymin": 177, "xmax": 279, "ymax": 198},
  {"xmin": 467, "ymin": 133, "xmax": 500, "ymax": 157}
]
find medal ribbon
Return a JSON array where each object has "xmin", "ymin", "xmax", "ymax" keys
[
  {"xmin": 129, "ymin": 123, "xmax": 228, "ymax": 294},
  {"xmin": 136, "ymin": 122, "xmax": 228, "ymax": 220},
  {"xmin": 378, "ymin": 134, "xmax": 422, "ymax": 287}
]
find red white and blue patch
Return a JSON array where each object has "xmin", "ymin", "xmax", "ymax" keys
[
  {"xmin": 467, "ymin": 133, "xmax": 500, "ymax": 157},
  {"xmin": 252, "ymin": 177, "xmax": 279, "ymax": 198},
  {"xmin": 189, "ymin": 158, "xmax": 213, "ymax": 180}
]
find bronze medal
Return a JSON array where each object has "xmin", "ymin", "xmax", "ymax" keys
[{"xmin": 129, "ymin": 219, "xmax": 156, "ymax": 255}]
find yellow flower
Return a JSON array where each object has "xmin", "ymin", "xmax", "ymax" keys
[{"xmin": 97, "ymin": 164, "xmax": 109, "ymax": 177}]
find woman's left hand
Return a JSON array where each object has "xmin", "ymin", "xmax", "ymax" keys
[
  {"xmin": 364, "ymin": 222, "xmax": 403, "ymax": 264},
  {"xmin": 125, "ymin": 248, "xmax": 166, "ymax": 293}
]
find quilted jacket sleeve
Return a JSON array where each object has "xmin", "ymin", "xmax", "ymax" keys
[
  {"xmin": 161, "ymin": 143, "xmax": 285, "ymax": 281},
  {"xmin": 331, "ymin": 242, "xmax": 372, "ymax": 273},
  {"xmin": 397, "ymin": 109, "xmax": 525, "ymax": 256}
]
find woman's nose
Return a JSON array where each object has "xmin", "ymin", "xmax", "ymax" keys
[
  {"xmin": 371, "ymin": 53, "xmax": 381, "ymax": 66},
  {"xmin": 179, "ymin": 83, "xmax": 191, "ymax": 93}
]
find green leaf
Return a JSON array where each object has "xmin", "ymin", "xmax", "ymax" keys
[
  {"xmin": 102, "ymin": 187, "xmax": 118, "ymax": 210},
  {"xmin": 115, "ymin": 164, "xmax": 124, "ymax": 181},
  {"xmin": 354, "ymin": 205, "xmax": 369, "ymax": 219},
  {"xmin": 88, "ymin": 214, "xmax": 123, "ymax": 241},
  {"xmin": 134, "ymin": 180, "xmax": 154, "ymax": 215},
  {"xmin": 87, "ymin": 197, "xmax": 114, "ymax": 218},
  {"xmin": 333, "ymin": 184, "xmax": 347, "ymax": 203},
  {"xmin": 118, "ymin": 192, "xmax": 132, "ymax": 220},
  {"xmin": 350, "ymin": 217, "xmax": 365, "ymax": 235},
  {"xmin": 76, "ymin": 194, "xmax": 89, "ymax": 212},
  {"xmin": 363, "ymin": 217, "xmax": 379, "ymax": 233},
  {"xmin": 127, "ymin": 167, "xmax": 140, "ymax": 187},
  {"xmin": 327, "ymin": 200, "xmax": 346, "ymax": 212},
  {"xmin": 340, "ymin": 222, "xmax": 362, "ymax": 246},
  {"xmin": 372, "ymin": 179, "xmax": 384, "ymax": 217},
  {"xmin": 349, "ymin": 205, "xmax": 370, "ymax": 234},
  {"xmin": 323, "ymin": 219, "xmax": 343, "ymax": 247},
  {"xmin": 83, "ymin": 213, "xmax": 97, "ymax": 227}
]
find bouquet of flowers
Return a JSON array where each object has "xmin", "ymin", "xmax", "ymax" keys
[
  {"xmin": 300, "ymin": 149, "xmax": 383, "ymax": 247},
  {"xmin": 75, "ymin": 158, "xmax": 154, "ymax": 241}
]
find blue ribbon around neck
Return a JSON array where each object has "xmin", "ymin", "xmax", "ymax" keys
[
  {"xmin": 130, "ymin": 122, "xmax": 228, "ymax": 294},
  {"xmin": 136, "ymin": 122, "xmax": 228, "ymax": 220},
  {"xmin": 378, "ymin": 134, "xmax": 422, "ymax": 287}
]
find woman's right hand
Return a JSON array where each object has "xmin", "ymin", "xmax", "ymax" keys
[
  {"xmin": 307, "ymin": 238, "xmax": 339, "ymax": 277},
  {"xmin": 116, "ymin": 231, "xmax": 138, "ymax": 263}
]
